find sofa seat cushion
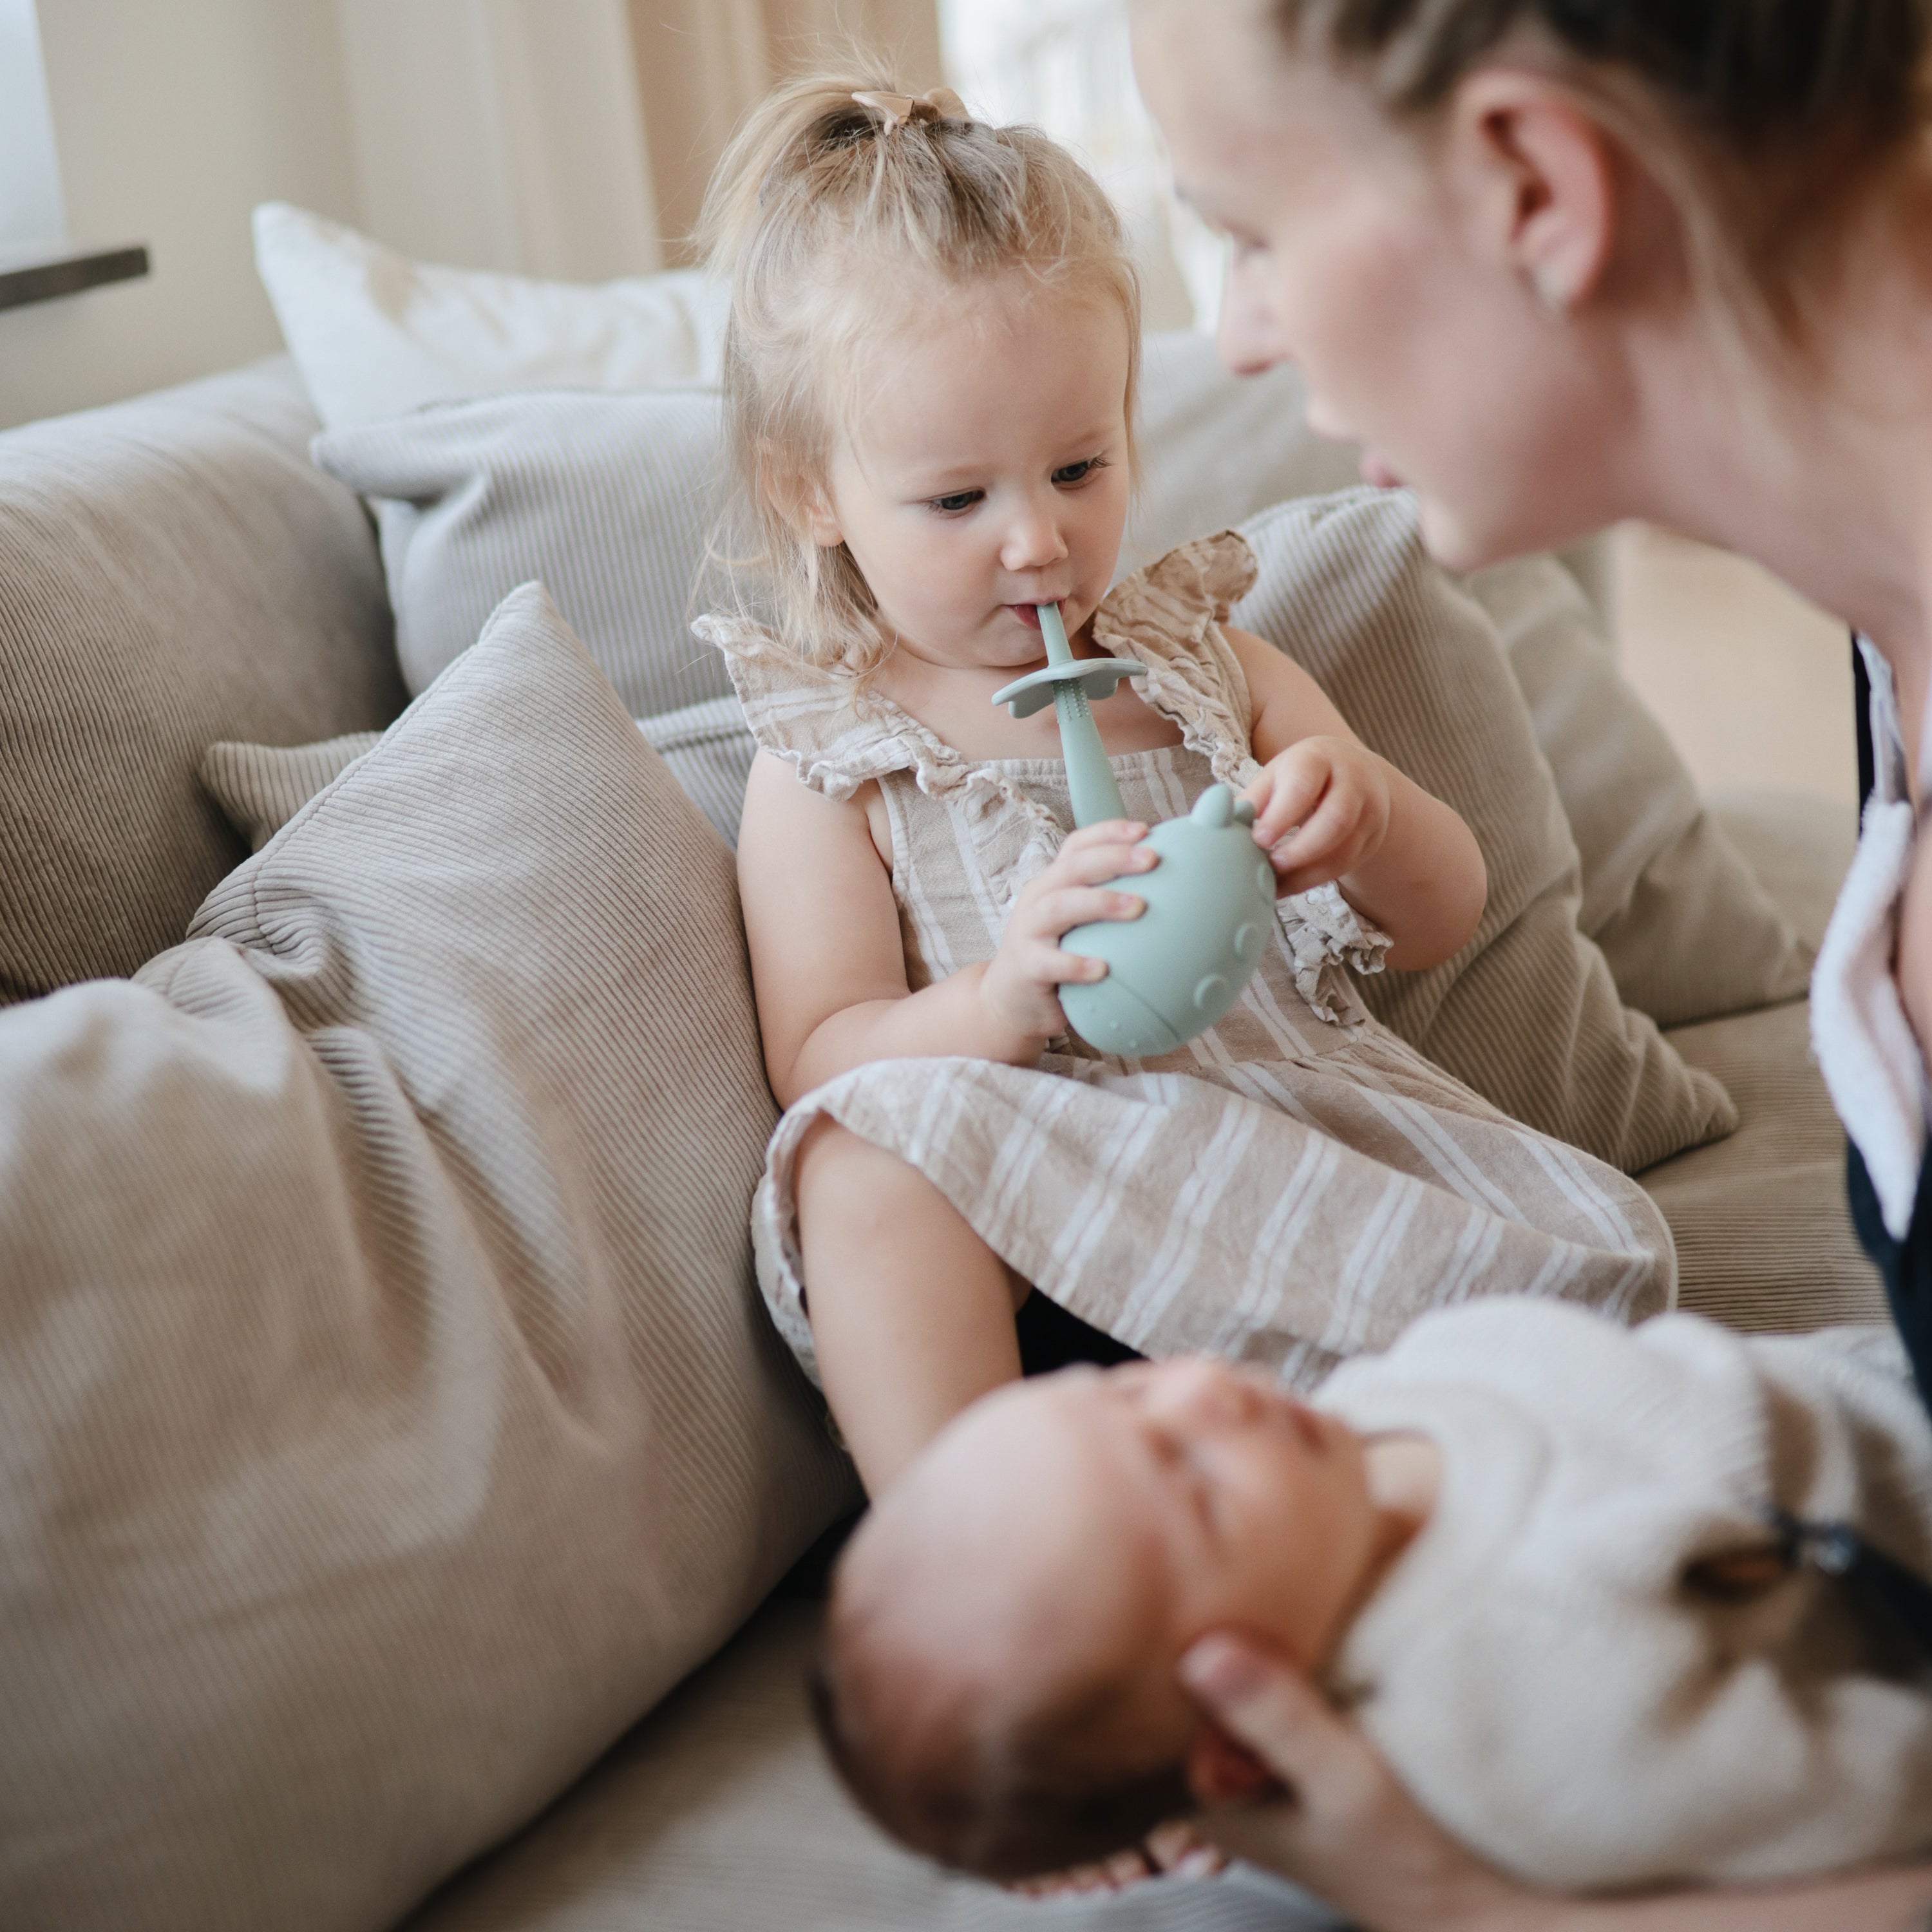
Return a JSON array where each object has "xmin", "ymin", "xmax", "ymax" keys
[
  {"xmin": 0, "ymin": 585, "xmax": 855, "ymax": 1932},
  {"xmin": 1638, "ymin": 788, "xmax": 1880, "ymax": 1331},
  {"xmin": 0, "ymin": 359, "xmax": 402, "ymax": 1004},
  {"xmin": 402, "ymin": 1599, "xmax": 1341, "ymax": 1932},
  {"xmin": 1644, "ymin": 1000, "xmax": 1884, "ymax": 1331}
]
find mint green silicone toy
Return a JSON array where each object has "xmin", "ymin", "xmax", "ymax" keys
[{"xmin": 991, "ymin": 603, "xmax": 1276, "ymax": 1056}]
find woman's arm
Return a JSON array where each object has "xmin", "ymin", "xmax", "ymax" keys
[
  {"xmin": 1225, "ymin": 627, "xmax": 1486, "ymax": 969},
  {"xmin": 735, "ymin": 750, "xmax": 1151, "ymax": 1104},
  {"xmin": 1180, "ymin": 1633, "xmax": 1932, "ymax": 1932}
]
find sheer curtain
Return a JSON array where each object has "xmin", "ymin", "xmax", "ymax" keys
[
  {"xmin": 330, "ymin": 0, "xmax": 942, "ymax": 279},
  {"xmin": 627, "ymin": 0, "xmax": 944, "ymax": 265},
  {"xmin": 940, "ymin": 0, "xmax": 1222, "ymax": 332}
]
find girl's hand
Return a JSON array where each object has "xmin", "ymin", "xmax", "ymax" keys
[
  {"xmin": 1244, "ymin": 736, "xmax": 1394, "ymax": 897},
  {"xmin": 980, "ymin": 820, "xmax": 1154, "ymax": 1044}
]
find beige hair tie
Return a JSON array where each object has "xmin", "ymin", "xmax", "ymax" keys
[{"xmin": 851, "ymin": 87, "xmax": 969, "ymax": 133}]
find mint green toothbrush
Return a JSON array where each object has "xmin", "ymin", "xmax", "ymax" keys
[{"xmin": 992, "ymin": 604, "xmax": 1276, "ymax": 1056}]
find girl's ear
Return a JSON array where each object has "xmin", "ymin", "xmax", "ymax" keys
[
  {"xmin": 1184, "ymin": 1721, "xmax": 1287, "ymax": 1806},
  {"xmin": 1444, "ymin": 70, "xmax": 1619, "ymax": 312},
  {"xmin": 758, "ymin": 445, "xmax": 845, "ymax": 550}
]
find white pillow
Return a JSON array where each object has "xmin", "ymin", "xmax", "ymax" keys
[
  {"xmin": 252, "ymin": 204, "xmax": 1366, "ymax": 531},
  {"xmin": 252, "ymin": 202, "xmax": 729, "ymax": 429}
]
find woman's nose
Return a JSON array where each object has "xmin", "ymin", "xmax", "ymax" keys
[{"xmin": 1216, "ymin": 258, "xmax": 1292, "ymax": 379}]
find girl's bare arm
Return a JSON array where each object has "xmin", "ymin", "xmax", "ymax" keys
[
  {"xmin": 1227, "ymin": 626, "xmax": 1486, "ymax": 969},
  {"xmin": 735, "ymin": 751, "xmax": 1149, "ymax": 1106}
]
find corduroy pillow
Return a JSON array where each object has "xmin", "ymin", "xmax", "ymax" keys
[
  {"xmin": 1464, "ymin": 554, "xmax": 1810, "ymax": 1028},
  {"xmin": 0, "ymin": 583, "xmax": 856, "ymax": 1932},
  {"xmin": 1235, "ymin": 491, "xmax": 1737, "ymax": 1174},
  {"xmin": 312, "ymin": 390, "xmax": 732, "ymax": 719},
  {"xmin": 0, "ymin": 360, "xmax": 401, "ymax": 1006},
  {"xmin": 204, "ymin": 694, "xmax": 755, "ymax": 856}
]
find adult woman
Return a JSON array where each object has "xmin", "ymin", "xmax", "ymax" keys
[{"xmin": 1127, "ymin": 2, "xmax": 1932, "ymax": 1924}]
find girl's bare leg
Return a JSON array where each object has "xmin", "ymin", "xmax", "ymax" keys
[{"xmin": 795, "ymin": 1117, "xmax": 1027, "ymax": 1493}]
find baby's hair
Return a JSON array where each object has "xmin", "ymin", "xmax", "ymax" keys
[
  {"xmin": 697, "ymin": 68, "xmax": 1142, "ymax": 677},
  {"xmin": 809, "ymin": 1584, "xmax": 1191, "ymax": 1882}
]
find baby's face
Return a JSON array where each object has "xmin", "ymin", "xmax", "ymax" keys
[
  {"xmin": 846, "ymin": 1358, "xmax": 1386, "ymax": 1772},
  {"xmin": 997, "ymin": 1358, "xmax": 1383, "ymax": 1669},
  {"xmin": 805, "ymin": 278, "xmax": 1133, "ymax": 674}
]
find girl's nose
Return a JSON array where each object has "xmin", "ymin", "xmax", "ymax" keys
[{"xmin": 999, "ymin": 501, "xmax": 1070, "ymax": 574}]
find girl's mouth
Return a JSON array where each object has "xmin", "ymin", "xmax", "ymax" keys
[{"xmin": 1008, "ymin": 603, "xmax": 1045, "ymax": 631}]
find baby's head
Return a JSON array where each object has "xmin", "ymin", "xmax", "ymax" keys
[
  {"xmin": 699, "ymin": 71, "xmax": 1142, "ymax": 677},
  {"xmin": 811, "ymin": 1358, "xmax": 1385, "ymax": 1880}
]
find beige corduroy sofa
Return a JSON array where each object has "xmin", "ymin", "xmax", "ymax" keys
[{"xmin": 0, "ymin": 354, "xmax": 1884, "ymax": 1932}]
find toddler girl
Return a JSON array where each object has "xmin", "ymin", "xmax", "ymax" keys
[{"xmin": 694, "ymin": 74, "xmax": 1674, "ymax": 1493}]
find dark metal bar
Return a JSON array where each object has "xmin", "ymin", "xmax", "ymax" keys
[{"xmin": 0, "ymin": 245, "xmax": 149, "ymax": 314}]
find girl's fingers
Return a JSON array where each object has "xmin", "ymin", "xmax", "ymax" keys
[
  {"xmin": 1268, "ymin": 786, "xmax": 1362, "ymax": 877},
  {"xmin": 1252, "ymin": 758, "xmax": 1331, "ymax": 845},
  {"xmin": 1062, "ymin": 818, "xmax": 1147, "ymax": 854},
  {"xmin": 1023, "ymin": 887, "xmax": 1146, "ymax": 940},
  {"xmin": 1043, "ymin": 948, "xmax": 1107, "ymax": 985},
  {"xmin": 1051, "ymin": 842, "xmax": 1157, "ymax": 888}
]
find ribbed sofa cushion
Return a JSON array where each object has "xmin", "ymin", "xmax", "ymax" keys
[
  {"xmin": 1236, "ymin": 489, "xmax": 1736, "ymax": 1175},
  {"xmin": 0, "ymin": 583, "xmax": 855, "ymax": 1932},
  {"xmin": 0, "ymin": 359, "xmax": 402, "ymax": 1003},
  {"xmin": 1465, "ymin": 554, "xmax": 1810, "ymax": 1027},
  {"xmin": 313, "ymin": 390, "xmax": 732, "ymax": 720}
]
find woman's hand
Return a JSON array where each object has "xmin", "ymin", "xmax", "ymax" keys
[
  {"xmin": 978, "ymin": 820, "xmax": 1155, "ymax": 1045},
  {"xmin": 1243, "ymin": 735, "xmax": 1395, "ymax": 897},
  {"xmin": 1179, "ymin": 1633, "xmax": 1932, "ymax": 1932},
  {"xmin": 1179, "ymin": 1632, "xmax": 1548, "ymax": 1932}
]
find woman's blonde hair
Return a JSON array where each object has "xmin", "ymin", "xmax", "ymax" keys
[
  {"xmin": 698, "ymin": 70, "xmax": 1142, "ymax": 676},
  {"xmin": 1261, "ymin": 0, "xmax": 1932, "ymax": 350}
]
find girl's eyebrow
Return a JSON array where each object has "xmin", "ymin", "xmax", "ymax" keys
[{"xmin": 902, "ymin": 429, "xmax": 1121, "ymax": 491}]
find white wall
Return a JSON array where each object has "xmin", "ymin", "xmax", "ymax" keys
[{"xmin": 0, "ymin": 0, "xmax": 361, "ymax": 431}]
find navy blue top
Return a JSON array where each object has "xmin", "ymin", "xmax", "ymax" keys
[{"xmin": 1849, "ymin": 642, "xmax": 1932, "ymax": 1418}]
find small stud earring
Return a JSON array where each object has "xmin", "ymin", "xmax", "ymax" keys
[{"xmin": 1533, "ymin": 265, "xmax": 1568, "ymax": 313}]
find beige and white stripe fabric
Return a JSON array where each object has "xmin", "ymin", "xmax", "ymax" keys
[{"xmin": 699, "ymin": 534, "xmax": 1676, "ymax": 1388}]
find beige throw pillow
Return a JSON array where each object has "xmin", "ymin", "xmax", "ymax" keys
[
  {"xmin": 0, "ymin": 360, "xmax": 401, "ymax": 1005},
  {"xmin": 0, "ymin": 583, "xmax": 856, "ymax": 1932},
  {"xmin": 1236, "ymin": 491, "xmax": 1738, "ymax": 1174},
  {"xmin": 1464, "ymin": 554, "xmax": 1810, "ymax": 1027}
]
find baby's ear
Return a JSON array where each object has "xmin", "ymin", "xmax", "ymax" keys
[{"xmin": 1184, "ymin": 1723, "xmax": 1285, "ymax": 1806}]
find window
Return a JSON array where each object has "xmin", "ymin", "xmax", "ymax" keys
[
  {"xmin": 0, "ymin": 0, "xmax": 65, "ymax": 263},
  {"xmin": 941, "ymin": 0, "xmax": 1226, "ymax": 333}
]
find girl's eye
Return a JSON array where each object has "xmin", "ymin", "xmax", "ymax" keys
[
  {"xmin": 928, "ymin": 489, "xmax": 983, "ymax": 515},
  {"xmin": 1053, "ymin": 457, "xmax": 1108, "ymax": 488}
]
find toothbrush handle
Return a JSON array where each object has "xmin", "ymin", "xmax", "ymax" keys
[{"xmin": 1038, "ymin": 604, "xmax": 1128, "ymax": 828}]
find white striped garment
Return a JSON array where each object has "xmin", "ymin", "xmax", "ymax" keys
[{"xmin": 698, "ymin": 533, "xmax": 1675, "ymax": 1387}]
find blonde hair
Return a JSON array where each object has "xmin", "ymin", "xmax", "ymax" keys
[
  {"xmin": 1261, "ymin": 0, "xmax": 1932, "ymax": 350},
  {"xmin": 698, "ymin": 70, "xmax": 1142, "ymax": 676}
]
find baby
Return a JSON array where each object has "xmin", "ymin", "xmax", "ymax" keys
[
  {"xmin": 696, "ymin": 70, "xmax": 1673, "ymax": 1498},
  {"xmin": 813, "ymin": 1298, "xmax": 1932, "ymax": 1891}
]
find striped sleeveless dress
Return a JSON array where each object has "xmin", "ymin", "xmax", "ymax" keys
[{"xmin": 698, "ymin": 533, "xmax": 1675, "ymax": 1389}]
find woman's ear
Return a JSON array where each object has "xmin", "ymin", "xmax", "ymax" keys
[
  {"xmin": 1444, "ymin": 71, "xmax": 1619, "ymax": 312},
  {"xmin": 1184, "ymin": 1721, "xmax": 1287, "ymax": 1807}
]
